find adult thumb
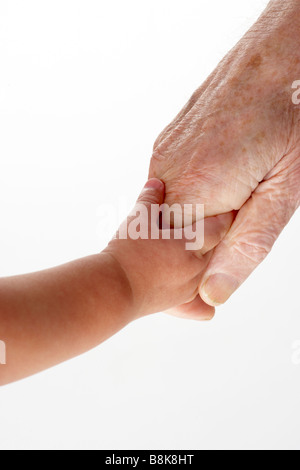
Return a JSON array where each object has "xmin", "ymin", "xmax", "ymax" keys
[{"xmin": 199, "ymin": 170, "xmax": 298, "ymax": 306}]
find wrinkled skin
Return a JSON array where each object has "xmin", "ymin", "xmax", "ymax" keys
[{"xmin": 149, "ymin": 0, "xmax": 300, "ymax": 309}]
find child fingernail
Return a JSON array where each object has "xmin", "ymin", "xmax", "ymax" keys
[{"xmin": 144, "ymin": 179, "xmax": 164, "ymax": 190}]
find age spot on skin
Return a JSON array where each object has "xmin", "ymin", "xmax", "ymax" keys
[
  {"xmin": 247, "ymin": 54, "xmax": 263, "ymax": 70},
  {"xmin": 255, "ymin": 131, "xmax": 266, "ymax": 144}
]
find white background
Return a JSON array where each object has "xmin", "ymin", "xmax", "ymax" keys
[{"xmin": 0, "ymin": 0, "xmax": 299, "ymax": 450}]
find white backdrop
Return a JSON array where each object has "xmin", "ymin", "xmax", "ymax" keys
[{"xmin": 0, "ymin": 0, "xmax": 299, "ymax": 450}]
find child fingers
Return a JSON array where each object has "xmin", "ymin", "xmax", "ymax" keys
[{"xmin": 166, "ymin": 295, "xmax": 215, "ymax": 321}]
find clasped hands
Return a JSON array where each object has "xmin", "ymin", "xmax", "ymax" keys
[{"xmin": 110, "ymin": 0, "xmax": 300, "ymax": 321}]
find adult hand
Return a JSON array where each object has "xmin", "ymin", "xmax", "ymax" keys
[{"xmin": 149, "ymin": 0, "xmax": 300, "ymax": 308}]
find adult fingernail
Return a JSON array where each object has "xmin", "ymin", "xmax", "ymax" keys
[{"xmin": 201, "ymin": 274, "xmax": 239, "ymax": 306}]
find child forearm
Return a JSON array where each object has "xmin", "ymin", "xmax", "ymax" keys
[
  {"xmin": 0, "ymin": 253, "xmax": 134, "ymax": 385},
  {"xmin": 0, "ymin": 179, "xmax": 233, "ymax": 386}
]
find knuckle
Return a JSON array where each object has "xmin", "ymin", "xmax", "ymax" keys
[
  {"xmin": 151, "ymin": 146, "xmax": 166, "ymax": 162},
  {"xmin": 153, "ymin": 125, "xmax": 174, "ymax": 151},
  {"xmin": 232, "ymin": 236, "xmax": 271, "ymax": 265},
  {"xmin": 152, "ymin": 90, "xmax": 199, "ymax": 152},
  {"xmin": 153, "ymin": 132, "xmax": 165, "ymax": 152}
]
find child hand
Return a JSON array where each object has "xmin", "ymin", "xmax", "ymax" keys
[
  {"xmin": 0, "ymin": 178, "xmax": 234, "ymax": 385},
  {"xmin": 105, "ymin": 179, "xmax": 234, "ymax": 319}
]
